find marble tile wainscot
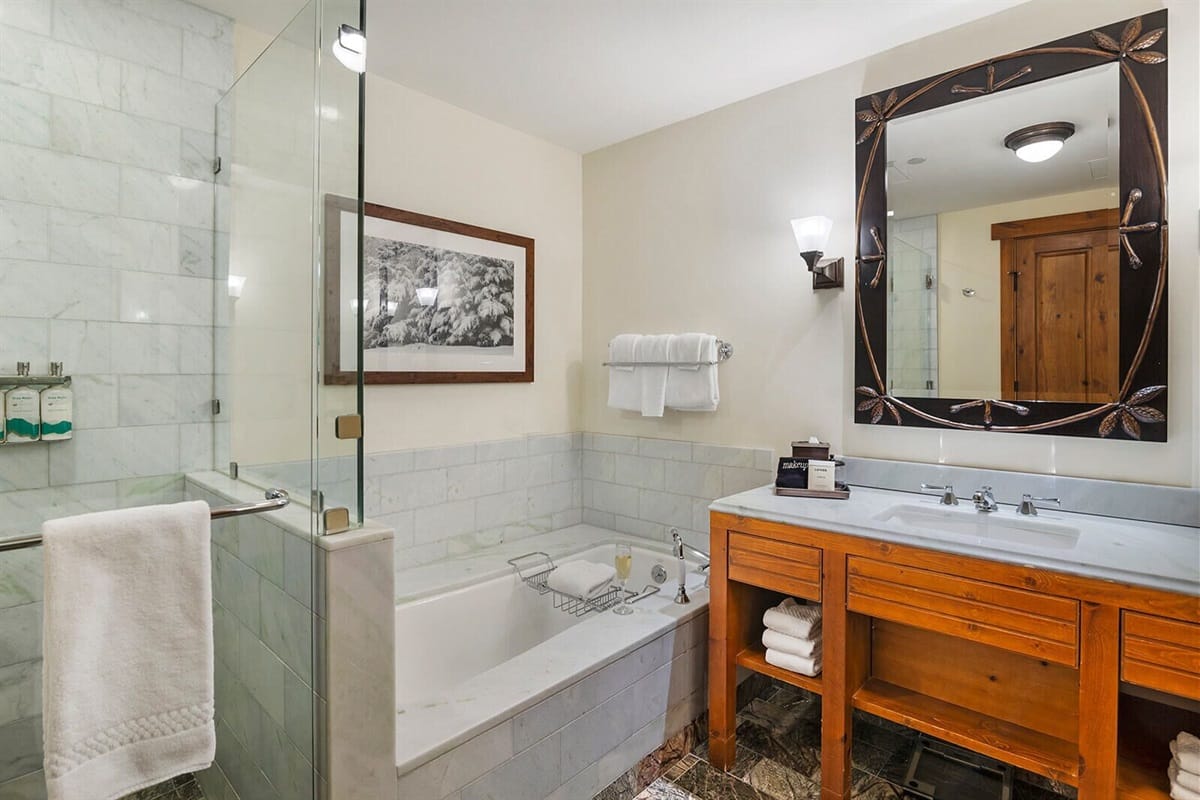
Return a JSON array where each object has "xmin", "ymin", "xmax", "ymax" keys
[{"xmin": 186, "ymin": 472, "xmax": 396, "ymax": 800}]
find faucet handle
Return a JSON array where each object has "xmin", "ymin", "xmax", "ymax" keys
[
  {"xmin": 1018, "ymin": 494, "xmax": 1060, "ymax": 516},
  {"xmin": 921, "ymin": 483, "xmax": 958, "ymax": 505}
]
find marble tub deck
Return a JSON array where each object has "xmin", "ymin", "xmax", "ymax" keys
[{"xmin": 593, "ymin": 677, "xmax": 1074, "ymax": 800}]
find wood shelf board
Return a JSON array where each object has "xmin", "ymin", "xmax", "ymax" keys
[
  {"xmin": 1118, "ymin": 755, "xmax": 1170, "ymax": 799},
  {"xmin": 735, "ymin": 646, "xmax": 823, "ymax": 696},
  {"xmin": 852, "ymin": 678, "xmax": 1079, "ymax": 786}
]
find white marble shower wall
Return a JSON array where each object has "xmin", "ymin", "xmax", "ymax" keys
[
  {"xmin": 886, "ymin": 214, "xmax": 938, "ymax": 396},
  {"xmin": 0, "ymin": 2, "xmax": 234, "ymax": 793}
]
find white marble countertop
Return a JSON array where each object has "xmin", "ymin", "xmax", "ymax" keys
[{"xmin": 711, "ymin": 485, "xmax": 1200, "ymax": 596}]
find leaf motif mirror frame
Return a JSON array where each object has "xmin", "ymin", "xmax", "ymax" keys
[{"xmin": 854, "ymin": 11, "xmax": 1168, "ymax": 441}]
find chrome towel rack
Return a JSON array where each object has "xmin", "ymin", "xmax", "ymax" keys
[
  {"xmin": 0, "ymin": 488, "xmax": 291, "ymax": 553},
  {"xmin": 603, "ymin": 339, "xmax": 733, "ymax": 367}
]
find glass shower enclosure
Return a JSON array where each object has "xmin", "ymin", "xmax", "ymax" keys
[{"xmin": 0, "ymin": 0, "xmax": 364, "ymax": 796}]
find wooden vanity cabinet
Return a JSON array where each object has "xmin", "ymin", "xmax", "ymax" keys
[{"xmin": 708, "ymin": 511, "xmax": 1200, "ymax": 800}]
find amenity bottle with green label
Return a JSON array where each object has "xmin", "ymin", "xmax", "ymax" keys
[
  {"xmin": 0, "ymin": 389, "xmax": 5, "ymax": 444},
  {"xmin": 5, "ymin": 386, "xmax": 41, "ymax": 443},
  {"xmin": 40, "ymin": 385, "xmax": 73, "ymax": 440}
]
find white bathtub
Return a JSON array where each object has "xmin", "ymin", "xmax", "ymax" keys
[{"xmin": 393, "ymin": 528, "xmax": 709, "ymax": 792}]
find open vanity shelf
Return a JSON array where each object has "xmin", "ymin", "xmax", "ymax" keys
[{"xmin": 708, "ymin": 510, "xmax": 1199, "ymax": 800}]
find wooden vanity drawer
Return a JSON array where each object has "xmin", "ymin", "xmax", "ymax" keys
[
  {"xmin": 847, "ymin": 557, "xmax": 1079, "ymax": 667},
  {"xmin": 1122, "ymin": 611, "xmax": 1200, "ymax": 700},
  {"xmin": 727, "ymin": 531, "xmax": 821, "ymax": 601}
]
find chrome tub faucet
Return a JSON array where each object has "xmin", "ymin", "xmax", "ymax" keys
[
  {"xmin": 972, "ymin": 485, "xmax": 1000, "ymax": 512},
  {"xmin": 671, "ymin": 529, "xmax": 710, "ymax": 604}
]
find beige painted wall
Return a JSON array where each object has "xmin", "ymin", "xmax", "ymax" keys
[
  {"xmin": 583, "ymin": 0, "xmax": 1200, "ymax": 487},
  {"xmin": 235, "ymin": 27, "xmax": 585, "ymax": 456},
  {"xmin": 935, "ymin": 187, "xmax": 1118, "ymax": 398}
]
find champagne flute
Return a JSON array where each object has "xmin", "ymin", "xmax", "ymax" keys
[{"xmin": 613, "ymin": 543, "xmax": 634, "ymax": 614}]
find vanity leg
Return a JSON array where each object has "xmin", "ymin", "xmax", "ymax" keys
[
  {"xmin": 1078, "ymin": 602, "xmax": 1119, "ymax": 799},
  {"xmin": 708, "ymin": 519, "xmax": 737, "ymax": 770},
  {"xmin": 821, "ymin": 550, "xmax": 870, "ymax": 800}
]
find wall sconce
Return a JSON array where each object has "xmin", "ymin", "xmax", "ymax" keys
[
  {"xmin": 415, "ymin": 287, "xmax": 439, "ymax": 307},
  {"xmin": 227, "ymin": 274, "xmax": 246, "ymax": 299},
  {"xmin": 790, "ymin": 216, "xmax": 843, "ymax": 290}
]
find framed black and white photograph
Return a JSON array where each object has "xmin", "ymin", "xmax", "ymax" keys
[{"xmin": 324, "ymin": 196, "xmax": 534, "ymax": 384}]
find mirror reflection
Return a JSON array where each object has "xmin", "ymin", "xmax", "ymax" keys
[{"xmin": 885, "ymin": 63, "xmax": 1120, "ymax": 403}]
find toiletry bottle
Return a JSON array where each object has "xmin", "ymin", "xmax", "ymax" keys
[
  {"xmin": 40, "ymin": 384, "xmax": 73, "ymax": 441},
  {"xmin": 5, "ymin": 385, "xmax": 41, "ymax": 443},
  {"xmin": 0, "ymin": 389, "xmax": 5, "ymax": 444}
]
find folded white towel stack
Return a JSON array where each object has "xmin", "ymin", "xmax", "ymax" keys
[
  {"xmin": 42, "ymin": 501, "xmax": 215, "ymax": 800},
  {"xmin": 1171, "ymin": 732, "xmax": 1200, "ymax": 800},
  {"xmin": 762, "ymin": 598, "xmax": 822, "ymax": 677},
  {"xmin": 665, "ymin": 333, "xmax": 720, "ymax": 412},
  {"xmin": 606, "ymin": 334, "xmax": 641, "ymax": 412},
  {"xmin": 546, "ymin": 560, "xmax": 616, "ymax": 601}
]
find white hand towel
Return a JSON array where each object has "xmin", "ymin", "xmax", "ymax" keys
[
  {"xmin": 607, "ymin": 334, "xmax": 641, "ymax": 412},
  {"xmin": 765, "ymin": 647, "xmax": 822, "ymax": 677},
  {"xmin": 1174, "ymin": 734, "xmax": 1200, "ymax": 776},
  {"xmin": 636, "ymin": 334, "xmax": 673, "ymax": 417},
  {"xmin": 546, "ymin": 560, "xmax": 617, "ymax": 600},
  {"xmin": 763, "ymin": 597, "xmax": 822, "ymax": 640},
  {"xmin": 1172, "ymin": 778, "xmax": 1200, "ymax": 800},
  {"xmin": 665, "ymin": 333, "xmax": 720, "ymax": 412},
  {"xmin": 42, "ymin": 501, "xmax": 215, "ymax": 800},
  {"xmin": 1171, "ymin": 760, "xmax": 1200, "ymax": 794},
  {"xmin": 762, "ymin": 628, "xmax": 822, "ymax": 658}
]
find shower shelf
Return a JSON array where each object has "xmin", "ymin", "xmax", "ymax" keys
[{"xmin": 508, "ymin": 551, "xmax": 659, "ymax": 616}]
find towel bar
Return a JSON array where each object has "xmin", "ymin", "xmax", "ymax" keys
[
  {"xmin": 603, "ymin": 339, "xmax": 733, "ymax": 367},
  {"xmin": 0, "ymin": 488, "xmax": 291, "ymax": 553}
]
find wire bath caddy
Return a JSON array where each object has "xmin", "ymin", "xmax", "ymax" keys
[{"xmin": 508, "ymin": 551, "xmax": 660, "ymax": 616}]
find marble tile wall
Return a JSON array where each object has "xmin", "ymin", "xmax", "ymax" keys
[
  {"xmin": 248, "ymin": 433, "xmax": 585, "ymax": 574},
  {"xmin": 581, "ymin": 434, "xmax": 775, "ymax": 557},
  {"xmin": 187, "ymin": 481, "xmax": 322, "ymax": 800},
  {"xmin": 0, "ymin": 3, "xmax": 234, "ymax": 791},
  {"xmin": 395, "ymin": 611, "xmax": 708, "ymax": 800}
]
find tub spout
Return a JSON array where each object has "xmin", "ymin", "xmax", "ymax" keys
[{"xmin": 672, "ymin": 529, "xmax": 710, "ymax": 604}]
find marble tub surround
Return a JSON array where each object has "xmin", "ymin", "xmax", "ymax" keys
[
  {"xmin": 712, "ymin": 485, "xmax": 1199, "ymax": 595},
  {"xmin": 582, "ymin": 434, "xmax": 774, "ymax": 553},
  {"xmin": 844, "ymin": 456, "xmax": 1200, "ymax": 528},
  {"xmin": 394, "ymin": 526, "xmax": 709, "ymax": 800},
  {"xmin": 185, "ymin": 473, "xmax": 396, "ymax": 800}
]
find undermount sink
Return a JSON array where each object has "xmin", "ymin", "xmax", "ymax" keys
[{"xmin": 873, "ymin": 503, "xmax": 1082, "ymax": 549}]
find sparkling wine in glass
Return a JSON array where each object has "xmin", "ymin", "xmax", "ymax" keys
[{"xmin": 613, "ymin": 543, "xmax": 634, "ymax": 614}]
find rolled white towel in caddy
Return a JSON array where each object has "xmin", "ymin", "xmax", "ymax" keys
[
  {"xmin": 546, "ymin": 560, "xmax": 616, "ymax": 600},
  {"xmin": 41, "ymin": 501, "xmax": 215, "ymax": 800}
]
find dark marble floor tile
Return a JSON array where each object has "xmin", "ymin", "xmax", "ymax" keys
[
  {"xmin": 851, "ymin": 741, "xmax": 892, "ymax": 775},
  {"xmin": 740, "ymin": 757, "xmax": 822, "ymax": 800},
  {"xmin": 634, "ymin": 777, "xmax": 702, "ymax": 800},
  {"xmin": 121, "ymin": 774, "xmax": 204, "ymax": 800},
  {"xmin": 673, "ymin": 760, "xmax": 776, "ymax": 800},
  {"xmin": 851, "ymin": 770, "xmax": 906, "ymax": 800},
  {"xmin": 734, "ymin": 720, "xmax": 821, "ymax": 784}
]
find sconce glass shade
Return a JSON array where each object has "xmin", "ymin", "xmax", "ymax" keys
[
  {"xmin": 790, "ymin": 216, "xmax": 833, "ymax": 255},
  {"xmin": 415, "ymin": 287, "xmax": 439, "ymax": 307},
  {"xmin": 332, "ymin": 24, "xmax": 366, "ymax": 73},
  {"xmin": 227, "ymin": 274, "xmax": 246, "ymax": 299}
]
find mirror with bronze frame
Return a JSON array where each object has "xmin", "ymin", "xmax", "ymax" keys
[{"xmin": 854, "ymin": 11, "xmax": 1167, "ymax": 440}]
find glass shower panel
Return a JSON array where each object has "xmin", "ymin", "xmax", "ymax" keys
[{"xmin": 315, "ymin": 0, "xmax": 366, "ymax": 526}]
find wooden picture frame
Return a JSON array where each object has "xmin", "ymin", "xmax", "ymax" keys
[
  {"xmin": 324, "ymin": 195, "xmax": 535, "ymax": 385},
  {"xmin": 853, "ymin": 11, "xmax": 1168, "ymax": 440}
]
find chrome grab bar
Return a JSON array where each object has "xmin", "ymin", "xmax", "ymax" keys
[{"xmin": 0, "ymin": 488, "xmax": 290, "ymax": 553}]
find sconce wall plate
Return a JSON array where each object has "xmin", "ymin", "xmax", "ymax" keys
[{"xmin": 810, "ymin": 256, "xmax": 844, "ymax": 290}]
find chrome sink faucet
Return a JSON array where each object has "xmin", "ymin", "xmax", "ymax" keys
[
  {"xmin": 1018, "ymin": 494, "xmax": 1061, "ymax": 516},
  {"xmin": 972, "ymin": 485, "xmax": 1000, "ymax": 512},
  {"xmin": 671, "ymin": 529, "xmax": 710, "ymax": 604},
  {"xmin": 920, "ymin": 483, "xmax": 958, "ymax": 505}
]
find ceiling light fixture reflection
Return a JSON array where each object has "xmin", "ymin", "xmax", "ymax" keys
[
  {"xmin": 1004, "ymin": 121, "xmax": 1075, "ymax": 163},
  {"xmin": 332, "ymin": 24, "xmax": 366, "ymax": 73}
]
